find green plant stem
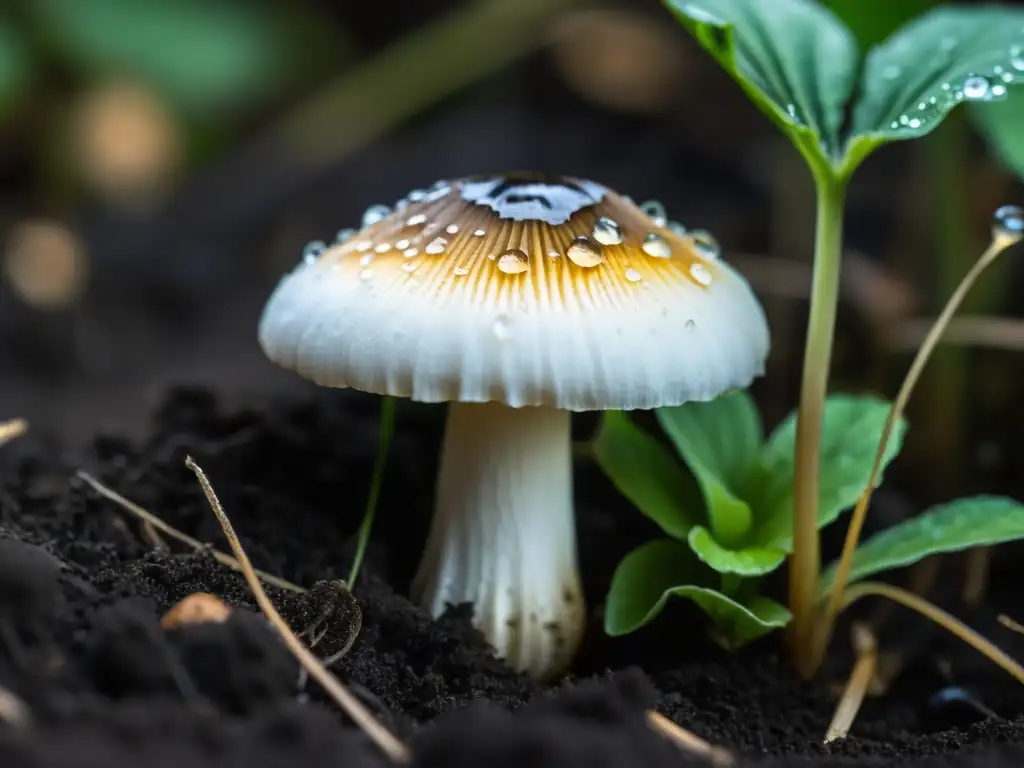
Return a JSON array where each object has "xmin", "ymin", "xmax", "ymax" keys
[
  {"xmin": 840, "ymin": 581, "xmax": 1024, "ymax": 686},
  {"xmin": 788, "ymin": 174, "xmax": 848, "ymax": 677},
  {"xmin": 347, "ymin": 396, "xmax": 396, "ymax": 588},
  {"xmin": 810, "ymin": 231, "xmax": 1021, "ymax": 671}
]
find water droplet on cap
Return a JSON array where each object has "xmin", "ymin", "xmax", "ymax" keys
[
  {"xmin": 406, "ymin": 213, "xmax": 427, "ymax": 227},
  {"xmin": 547, "ymin": 249, "xmax": 561, "ymax": 259},
  {"xmin": 642, "ymin": 233, "xmax": 672, "ymax": 258},
  {"xmin": 302, "ymin": 240, "xmax": 326, "ymax": 265},
  {"xmin": 335, "ymin": 228, "xmax": 356, "ymax": 244},
  {"xmin": 689, "ymin": 230, "xmax": 720, "ymax": 260},
  {"xmin": 592, "ymin": 216, "xmax": 624, "ymax": 245},
  {"xmin": 355, "ymin": 240, "xmax": 373, "ymax": 253},
  {"xmin": 359, "ymin": 253, "xmax": 374, "ymax": 266},
  {"xmin": 689, "ymin": 262, "xmax": 713, "ymax": 286},
  {"xmin": 362, "ymin": 205, "xmax": 391, "ymax": 227},
  {"xmin": 446, "ymin": 224, "xmax": 460, "ymax": 234},
  {"xmin": 684, "ymin": 319, "xmax": 696, "ymax": 333},
  {"xmin": 994, "ymin": 204, "xmax": 1024, "ymax": 238},
  {"xmin": 625, "ymin": 267, "xmax": 642, "ymax": 283},
  {"xmin": 396, "ymin": 239, "xmax": 410, "ymax": 250},
  {"xmin": 962, "ymin": 75, "xmax": 990, "ymax": 101},
  {"xmin": 425, "ymin": 237, "xmax": 448, "ymax": 255},
  {"xmin": 566, "ymin": 236, "xmax": 604, "ymax": 268},
  {"xmin": 640, "ymin": 200, "xmax": 667, "ymax": 228},
  {"xmin": 453, "ymin": 266, "xmax": 469, "ymax": 276},
  {"xmin": 473, "ymin": 229, "xmax": 486, "ymax": 237},
  {"xmin": 403, "ymin": 247, "xmax": 419, "ymax": 258},
  {"xmin": 402, "ymin": 261, "xmax": 418, "ymax": 273},
  {"xmin": 407, "ymin": 189, "xmax": 427, "ymax": 202},
  {"xmin": 374, "ymin": 242, "xmax": 391, "ymax": 253},
  {"xmin": 497, "ymin": 249, "xmax": 529, "ymax": 275},
  {"xmin": 668, "ymin": 221, "xmax": 687, "ymax": 236}
]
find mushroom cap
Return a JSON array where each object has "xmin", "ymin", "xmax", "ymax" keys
[{"xmin": 258, "ymin": 173, "xmax": 769, "ymax": 411}]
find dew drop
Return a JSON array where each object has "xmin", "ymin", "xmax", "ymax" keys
[
  {"xmin": 453, "ymin": 266, "xmax": 469, "ymax": 276},
  {"xmin": 302, "ymin": 240, "xmax": 326, "ymax": 265},
  {"xmin": 991, "ymin": 83, "xmax": 1008, "ymax": 99},
  {"xmin": 566, "ymin": 237, "xmax": 604, "ymax": 268},
  {"xmin": 993, "ymin": 204, "xmax": 1024, "ymax": 238},
  {"xmin": 684, "ymin": 319, "xmax": 696, "ymax": 333},
  {"xmin": 335, "ymin": 228, "xmax": 356, "ymax": 244},
  {"xmin": 547, "ymin": 248, "xmax": 561, "ymax": 259},
  {"xmin": 962, "ymin": 75, "xmax": 990, "ymax": 101},
  {"xmin": 689, "ymin": 229, "xmax": 720, "ymax": 260},
  {"xmin": 492, "ymin": 314, "xmax": 512, "ymax": 340},
  {"xmin": 425, "ymin": 237, "xmax": 448, "ymax": 255},
  {"xmin": 625, "ymin": 267, "xmax": 642, "ymax": 283},
  {"xmin": 592, "ymin": 216, "xmax": 624, "ymax": 245},
  {"xmin": 361, "ymin": 205, "xmax": 390, "ymax": 227},
  {"xmin": 689, "ymin": 262, "xmax": 713, "ymax": 286},
  {"xmin": 642, "ymin": 233, "xmax": 672, "ymax": 259},
  {"xmin": 407, "ymin": 189, "xmax": 427, "ymax": 202},
  {"xmin": 1013, "ymin": 50, "xmax": 1024, "ymax": 72},
  {"xmin": 446, "ymin": 224, "xmax": 460, "ymax": 234},
  {"xmin": 402, "ymin": 261, "xmax": 419, "ymax": 273},
  {"xmin": 396, "ymin": 239, "xmax": 410, "ymax": 250},
  {"xmin": 359, "ymin": 253, "xmax": 375, "ymax": 266},
  {"xmin": 403, "ymin": 247, "xmax": 419, "ymax": 258},
  {"xmin": 360, "ymin": 268, "xmax": 374, "ymax": 282},
  {"xmin": 406, "ymin": 213, "xmax": 427, "ymax": 226},
  {"xmin": 497, "ymin": 249, "xmax": 530, "ymax": 275},
  {"xmin": 355, "ymin": 240, "xmax": 373, "ymax": 253},
  {"xmin": 640, "ymin": 200, "xmax": 667, "ymax": 228},
  {"xmin": 473, "ymin": 229, "xmax": 486, "ymax": 237},
  {"xmin": 374, "ymin": 242, "xmax": 391, "ymax": 253},
  {"xmin": 668, "ymin": 221, "xmax": 687, "ymax": 236}
]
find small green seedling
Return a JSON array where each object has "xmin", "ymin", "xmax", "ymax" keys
[
  {"xmin": 651, "ymin": 0, "xmax": 1024, "ymax": 674},
  {"xmin": 595, "ymin": 392, "xmax": 1024, "ymax": 649}
]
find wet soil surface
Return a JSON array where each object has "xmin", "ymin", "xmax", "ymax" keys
[{"xmin": 3, "ymin": 387, "xmax": 1024, "ymax": 767}]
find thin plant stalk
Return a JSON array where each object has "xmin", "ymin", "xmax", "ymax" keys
[
  {"xmin": 840, "ymin": 581, "xmax": 1024, "ymax": 686},
  {"xmin": 347, "ymin": 396, "xmax": 395, "ymax": 588},
  {"xmin": 185, "ymin": 457, "xmax": 410, "ymax": 764},
  {"xmin": 811, "ymin": 230, "xmax": 1023, "ymax": 669},
  {"xmin": 788, "ymin": 173, "xmax": 848, "ymax": 675},
  {"xmin": 823, "ymin": 623, "xmax": 877, "ymax": 744}
]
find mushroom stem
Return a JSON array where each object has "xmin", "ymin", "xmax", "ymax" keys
[{"xmin": 411, "ymin": 400, "xmax": 585, "ymax": 680}]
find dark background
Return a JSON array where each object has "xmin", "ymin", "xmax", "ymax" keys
[{"xmin": 2, "ymin": 0, "xmax": 1024, "ymax": 513}]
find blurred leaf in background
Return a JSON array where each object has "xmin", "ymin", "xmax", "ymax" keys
[
  {"xmin": 27, "ymin": 0, "xmax": 347, "ymax": 120},
  {"xmin": 0, "ymin": 14, "xmax": 35, "ymax": 119},
  {"xmin": 821, "ymin": 0, "xmax": 937, "ymax": 50},
  {"xmin": 973, "ymin": 97, "xmax": 1024, "ymax": 181}
]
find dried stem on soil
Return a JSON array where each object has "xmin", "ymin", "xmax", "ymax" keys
[
  {"xmin": 824, "ymin": 623, "xmax": 878, "ymax": 744},
  {"xmin": 645, "ymin": 711, "xmax": 735, "ymax": 767},
  {"xmin": 76, "ymin": 470, "xmax": 306, "ymax": 594},
  {"xmin": 0, "ymin": 419, "xmax": 28, "ymax": 447},
  {"xmin": 842, "ymin": 581, "xmax": 1024, "ymax": 686},
  {"xmin": 184, "ymin": 456, "xmax": 410, "ymax": 764},
  {"xmin": 998, "ymin": 614, "xmax": 1024, "ymax": 636},
  {"xmin": 813, "ymin": 231, "xmax": 1022, "ymax": 667}
]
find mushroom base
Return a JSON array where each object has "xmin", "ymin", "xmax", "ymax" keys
[{"xmin": 411, "ymin": 400, "xmax": 585, "ymax": 681}]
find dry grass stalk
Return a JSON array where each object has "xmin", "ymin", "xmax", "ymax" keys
[
  {"xmin": 824, "ymin": 623, "xmax": 878, "ymax": 744},
  {"xmin": 646, "ymin": 710, "xmax": 735, "ymax": 766},
  {"xmin": 0, "ymin": 419, "xmax": 28, "ymax": 447},
  {"xmin": 76, "ymin": 470, "xmax": 305, "ymax": 594},
  {"xmin": 184, "ymin": 456, "xmax": 410, "ymax": 764}
]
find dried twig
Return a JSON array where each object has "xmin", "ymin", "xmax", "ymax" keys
[
  {"xmin": 76, "ymin": 470, "xmax": 305, "ymax": 594},
  {"xmin": 998, "ymin": 613, "xmax": 1024, "ymax": 636},
  {"xmin": 646, "ymin": 710, "xmax": 735, "ymax": 767},
  {"xmin": 0, "ymin": 685, "xmax": 31, "ymax": 728},
  {"xmin": 0, "ymin": 419, "xmax": 27, "ymax": 447},
  {"xmin": 824, "ymin": 623, "xmax": 878, "ymax": 744},
  {"xmin": 184, "ymin": 456, "xmax": 409, "ymax": 764}
]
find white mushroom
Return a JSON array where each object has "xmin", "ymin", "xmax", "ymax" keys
[{"xmin": 257, "ymin": 173, "xmax": 769, "ymax": 680}]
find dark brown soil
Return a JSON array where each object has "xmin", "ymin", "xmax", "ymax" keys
[{"xmin": 3, "ymin": 387, "xmax": 1024, "ymax": 767}]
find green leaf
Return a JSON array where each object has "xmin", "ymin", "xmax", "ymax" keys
[
  {"xmin": 656, "ymin": 391, "xmax": 761, "ymax": 545},
  {"xmin": 0, "ymin": 17, "xmax": 35, "ymax": 118},
  {"xmin": 822, "ymin": 0, "xmax": 937, "ymax": 51},
  {"xmin": 819, "ymin": 495, "xmax": 1024, "ymax": 596},
  {"xmin": 847, "ymin": 6, "xmax": 1024, "ymax": 171},
  {"xmin": 687, "ymin": 525, "xmax": 786, "ymax": 577},
  {"xmin": 749, "ymin": 395, "xmax": 906, "ymax": 551},
  {"xmin": 30, "ymin": 0, "xmax": 339, "ymax": 117},
  {"xmin": 605, "ymin": 538, "xmax": 790, "ymax": 646},
  {"xmin": 593, "ymin": 411, "xmax": 704, "ymax": 540},
  {"xmin": 972, "ymin": 97, "xmax": 1024, "ymax": 180},
  {"xmin": 662, "ymin": 0, "xmax": 858, "ymax": 167}
]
